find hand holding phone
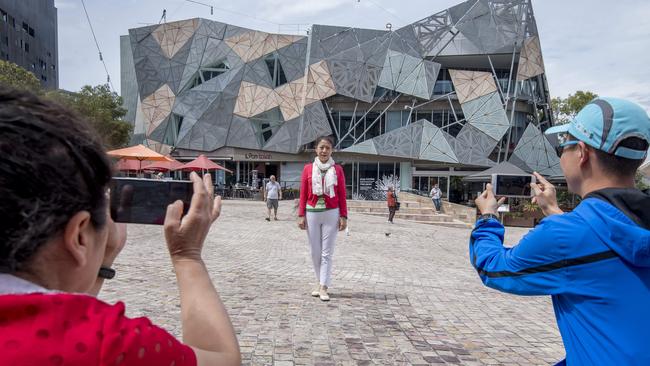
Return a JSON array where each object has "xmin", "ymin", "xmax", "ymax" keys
[
  {"xmin": 490, "ymin": 174, "xmax": 536, "ymax": 197},
  {"xmin": 475, "ymin": 183, "xmax": 507, "ymax": 215},
  {"xmin": 110, "ymin": 178, "xmax": 193, "ymax": 225},
  {"xmin": 530, "ymin": 172, "xmax": 564, "ymax": 217},
  {"xmin": 164, "ymin": 172, "xmax": 221, "ymax": 262}
]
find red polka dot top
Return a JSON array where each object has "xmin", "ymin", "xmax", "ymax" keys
[{"xmin": 0, "ymin": 292, "xmax": 197, "ymax": 366}]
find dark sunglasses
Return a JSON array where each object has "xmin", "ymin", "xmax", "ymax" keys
[{"xmin": 555, "ymin": 140, "xmax": 579, "ymax": 156}]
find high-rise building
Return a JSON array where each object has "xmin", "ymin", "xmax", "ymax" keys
[
  {"xmin": 0, "ymin": 0, "xmax": 58, "ymax": 89},
  {"xmin": 121, "ymin": 0, "xmax": 558, "ymax": 202}
]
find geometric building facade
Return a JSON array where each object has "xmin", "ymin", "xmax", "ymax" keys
[{"xmin": 121, "ymin": 0, "xmax": 559, "ymax": 201}]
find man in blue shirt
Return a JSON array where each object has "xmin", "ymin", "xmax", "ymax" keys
[{"xmin": 471, "ymin": 98, "xmax": 650, "ymax": 365}]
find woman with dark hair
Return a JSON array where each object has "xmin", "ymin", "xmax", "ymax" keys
[
  {"xmin": 0, "ymin": 89, "xmax": 240, "ymax": 366},
  {"xmin": 297, "ymin": 136, "xmax": 347, "ymax": 301}
]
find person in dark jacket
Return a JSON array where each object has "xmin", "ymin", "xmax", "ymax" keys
[{"xmin": 470, "ymin": 97, "xmax": 650, "ymax": 365}]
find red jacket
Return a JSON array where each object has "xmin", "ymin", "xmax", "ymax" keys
[
  {"xmin": 387, "ymin": 191, "xmax": 396, "ymax": 207},
  {"xmin": 298, "ymin": 163, "xmax": 348, "ymax": 218}
]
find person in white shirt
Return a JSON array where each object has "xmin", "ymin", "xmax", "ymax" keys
[
  {"xmin": 264, "ymin": 175, "xmax": 282, "ymax": 221},
  {"xmin": 430, "ymin": 184, "xmax": 443, "ymax": 213}
]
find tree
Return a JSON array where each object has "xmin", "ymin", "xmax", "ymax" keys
[
  {"xmin": 552, "ymin": 91, "xmax": 598, "ymax": 124},
  {"xmin": 0, "ymin": 59, "xmax": 41, "ymax": 93},
  {"xmin": 636, "ymin": 171, "xmax": 649, "ymax": 190},
  {"xmin": 48, "ymin": 85, "xmax": 132, "ymax": 149}
]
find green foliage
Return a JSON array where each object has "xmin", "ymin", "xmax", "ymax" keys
[
  {"xmin": 552, "ymin": 91, "xmax": 599, "ymax": 124},
  {"xmin": 0, "ymin": 59, "xmax": 41, "ymax": 93},
  {"xmin": 47, "ymin": 85, "xmax": 132, "ymax": 149},
  {"xmin": 522, "ymin": 201, "xmax": 538, "ymax": 212},
  {"xmin": 636, "ymin": 171, "xmax": 649, "ymax": 190},
  {"xmin": 0, "ymin": 59, "xmax": 132, "ymax": 149}
]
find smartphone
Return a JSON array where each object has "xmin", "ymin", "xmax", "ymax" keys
[
  {"xmin": 490, "ymin": 173, "xmax": 536, "ymax": 197},
  {"xmin": 110, "ymin": 177, "xmax": 193, "ymax": 225}
]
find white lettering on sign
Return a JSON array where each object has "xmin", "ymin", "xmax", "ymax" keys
[{"xmin": 244, "ymin": 152, "xmax": 272, "ymax": 160}]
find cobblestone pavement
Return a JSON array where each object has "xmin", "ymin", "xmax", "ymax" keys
[{"xmin": 101, "ymin": 200, "xmax": 564, "ymax": 365}]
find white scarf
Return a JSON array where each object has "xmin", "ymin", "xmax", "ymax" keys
[{"xmin": 312, "ymin": 156, "xmax": 337, "ymax": 198}]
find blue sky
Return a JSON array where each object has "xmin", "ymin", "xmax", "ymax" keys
[{"xmin": 55, "ymin": 0, "xmax": 650, "ymax": 111}]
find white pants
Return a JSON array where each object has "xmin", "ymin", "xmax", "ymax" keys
[{"xmin": 306, "ymin": 209, "xmax": 339, "ymax": 287}]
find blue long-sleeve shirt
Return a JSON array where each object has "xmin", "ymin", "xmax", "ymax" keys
[{"xmin": 470, "ymin": 196, "xmax": 650, "ymax": 365}]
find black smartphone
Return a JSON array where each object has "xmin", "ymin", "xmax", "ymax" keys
[
  {"xmin": 110, "ymin": 178, "xmax": 193, "ymax": 225},
  {"xmin": 491, "ymin": 173, "xmax": 535, "ymax": 197}
]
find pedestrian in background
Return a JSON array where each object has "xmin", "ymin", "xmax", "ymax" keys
[
  {"xmin": 264, "ymin": 175, "xmax": 282, "ymax": 221},
  {"xmin": 386, "ymin": 186, "xmax": 397, "ymax": 224},
  {"xmin": 430, "ymin": 184, "xmax": 442, "ymax": 213},
  {"xmin": 297, "ymin": 136, "xmax": 347, "ymax": 301}
]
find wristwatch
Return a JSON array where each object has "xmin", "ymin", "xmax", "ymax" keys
[
  {"xmin": 98, "ymin": 266, "xmax": 116, "ymax": 280},
  {"xmin": 477, "ymin": 213, "xmax": 500, "ymax": 222}
]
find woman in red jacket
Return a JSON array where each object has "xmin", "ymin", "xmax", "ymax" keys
[
  {"xmin": 0, "ymin": 89, "xmax": 240, "ymax": 366},
  {"xmin": 297, "ymin": 136, "xmax": 347, "ymax": 301}
]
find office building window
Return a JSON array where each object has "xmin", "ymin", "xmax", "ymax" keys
[
  {"xmin": 1, "ymin": 9, "xmax": 7, "ymax": 22},
  {"xmin": 28, "ymin": 27, "xmax": 34, "ymax": 37},
  {"xmin": 24, "ymin": 42, "xmax": 29, "ymax": 53}
]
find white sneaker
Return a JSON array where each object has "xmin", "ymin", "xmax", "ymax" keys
[
  {"xmin": 311, "ymin": 285, "xmax": 320, "ymax": 297},
  {"xmin": 319, "ymin": 286, "xmax": 330, "ymax": 301}
]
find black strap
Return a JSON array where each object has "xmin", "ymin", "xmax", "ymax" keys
[
  {"xmin": 475, "ymin": 250, "xmax": 618, "ymax": 278},
  {"xmin": 98, "ymin": 266, "xmax": 116, "ymax": 280}
]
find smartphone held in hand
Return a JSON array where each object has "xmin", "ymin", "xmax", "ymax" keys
[
  {"xmin": 490, "ymin": 173, "xmax": 536, "ymax": 198},
  {"xmin": 110, "ymin": 177, "xmax": 193, "ymax": 225}
]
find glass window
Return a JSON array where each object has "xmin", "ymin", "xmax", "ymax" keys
[
  {"xmin": 251, "ymin": 107, "xmax": 283, "ymax": 146},
  {"xmin": 357, "ymin": 163, "xmax": 378, "ymax": 194},
  {"xmin": 386, "ymin": 111, "xmax": 401, "ymax": 132},
  {"xmin": 402, "ymin": 109, "xmax": 412, "ymax": 126},
  {"xmin": 264, "ymin": 53, "xmax": 287, "ymax": 87},
  {"xmin": 414, "ymin": 110, "xmax": 432, "ymax": 122},
  {"xmin": 364, "ymin": 112, "xmax": 381, "ymax": 140},
  {"xmin": 339, "ymin": 112, "xmax": 354, "ymax": 148}
]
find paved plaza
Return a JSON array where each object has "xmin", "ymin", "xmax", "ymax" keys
[{"xmin": 101, "ymin": 200, "xmax": 564, "ymax": 365}]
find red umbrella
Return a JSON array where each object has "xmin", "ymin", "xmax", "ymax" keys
[
  {"xmin": 144, "ymin": 157, "xmax": 184, "ymax": 172},
  {"xmin": 179, "ymin": 154, "xmax": 232, "ymax": 173}
]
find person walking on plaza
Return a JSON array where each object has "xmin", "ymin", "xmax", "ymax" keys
[
  {"xmin": 0, "ymin": 89, "xmax": 240, "ymax": 366},
  {"xmin": 297, "ymin": 136, "xmax": 347, "ymax": 301},
  {"xmin": 386, "ymin": 186, "xmax": 397, "ymax": 223},
  {"xmin": 470, "ymin": 97, "xmax": 650, "ymax": 365},
  {"xmin": 264, "ymin": 175, "xmax": 282, "ymax": 221},
  {"xmin": 430, "ymin": 184, "xmax": 442, "ymax": 213}
]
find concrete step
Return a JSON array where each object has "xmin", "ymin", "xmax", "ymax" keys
[
  {"xmin": 359, "ymin": 211, "xmax": 454, "ymax": 223},
  {"xmin": 347, "ymin": 200, "xmax": 423, "ymax": 209},
  {"xmin": 349, "ymin": 206, "xmax": 441, "ymax": 215},
  {"xmin": 412, "ymin": 220, "xmax": 474, "ymax": 229}
]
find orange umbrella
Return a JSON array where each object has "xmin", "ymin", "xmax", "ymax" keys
[
  {"xmin": 107, "ymin": 144, "xmax": 172, "ymax": 171},
  {"xmin": 107, "ymin": 144, "xmax": 171, "ymax": 161},
  {"xmin": 179, "ymin": 154, "xmax": 232, "ymax": 173},
  {"xmin": 144, "ymin": 157, "xmax": 184, "ymax": 172},
  {"xmin": 115, "ymin": 158, "xmax": 150, "ymax": 171}
]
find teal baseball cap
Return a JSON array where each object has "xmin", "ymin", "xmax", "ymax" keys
[{"xmin": 545, "ymin": 97, "xmax": 650, "ymax": 159}]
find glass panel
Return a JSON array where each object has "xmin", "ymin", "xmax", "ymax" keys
[
  {"xmin": 342, "ymin": 162, "xmax": 352, "ymax": 199},
  {"xmin": 364, "ymin": 112, "xmax": 381, "ymax": 140},
  {"xmin": 414, "ymin": 110, "xmax": 432, "ymax": 122},
  {"xmin": 357, "ymin": 163, "xmax": 378, "ymax": 196},
  {"xmin": 386, "ymin": 111, "xmax": 401, "ymax": 132},
  {"xmin": 339, "ymin": 112, "xmax": 354, "ymax": 148}
]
